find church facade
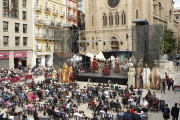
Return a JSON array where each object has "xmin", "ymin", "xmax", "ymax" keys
[{"xmin": 84, "ymin": 0, "xmax": 179, "ymax": 55}]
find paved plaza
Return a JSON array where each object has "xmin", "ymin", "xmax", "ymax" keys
[{"xmin": 1, "ymin": 68, "xmax": 180, "ymax": 120}]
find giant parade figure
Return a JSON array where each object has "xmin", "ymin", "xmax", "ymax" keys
[
  {"xmin": 62, "ymin": 62, "xmax": 68, "ymax": 83},
  {"xmin": 136, "ymin": 64, "xmax": 143, "ymax": 88},
  {"xmin": 142, "ymin": 63, "xmax": 151, "ymax": 89},
  {"xmin": 128, "ymin": 63, "xmax": 135, "ymax": 88},
  {"xmin": 114, "ymin": 55, "xmax": 120, "ymax": 73},
  {"xmin": 92, "ymin": 55, "xmax": 98, "ymax": 73},
  {"xmin": 151, "ymin": 62, "xmax": 160, "ymax": 89}
]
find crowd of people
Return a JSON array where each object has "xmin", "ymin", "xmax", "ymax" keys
[{"xmin": 0, "ymin": 66, "xmax": 178, "ymax": 120}]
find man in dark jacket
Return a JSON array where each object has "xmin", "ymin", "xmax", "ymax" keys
[
  {"xmin": 132, "ymin": 111, "xmax": 141, "ymax": 120},
  {"xmin": 124, "ymin": 110, "xmax": 133, "ymax": 120},
  {"xmin": 171, "ymin": 103, "xmax": 179, "ymax": 120}
]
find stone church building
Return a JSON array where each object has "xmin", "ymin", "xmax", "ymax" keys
[{"xmin": 84, "ymin": 0, "xmax": 179, "ymax": 55}]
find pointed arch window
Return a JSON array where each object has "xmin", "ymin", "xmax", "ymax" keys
[
  {"xmin": 136, "ymin": 10, "xmax": 138, "ymax": 19},
  {"xmin": 115, "ymin": 12, "xmax": 119, "ymax": 25},
  {"xmin": 109, "ymin": 13, "xmax": 113, "ymax": 26},
  {"xmin": 121, "ymin": 11, "xmax": 126, "ymax": 25},
  {"xmin": 92, "ymin": 15, "xmax": 94, "ymax": 26},
  {"xmin": 103, "ymin": 13, "xmax": 107, "ymax": 26}
]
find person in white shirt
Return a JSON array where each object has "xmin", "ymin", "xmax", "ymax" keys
[
  {"xmin": 104, "ymin": 90, "xmax": 109, "ymax": 96},
  {"xmin": 107, "ymin": 109, "xmax": 114, "ymax": 120},
  {"xmin": 100, "ymin": 108, "xmax": 106, "ymax": 119},
  {"xmin": 140, "ymin": 98, "xmax": 149, "ymax": 112}
]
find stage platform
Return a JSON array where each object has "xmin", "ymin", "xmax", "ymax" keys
[{"xmin": 75, "ymin": 69, "xmax": 128, "ymax": 85}]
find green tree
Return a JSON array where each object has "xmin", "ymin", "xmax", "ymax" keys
[{"xmin": 163, "ymin": 25, "xmax": 177, "ymax": 54}]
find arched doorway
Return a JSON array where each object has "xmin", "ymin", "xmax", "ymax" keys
[{"xmin": 111, "ymin": 36, "xmax": 119, "ymax": 50}]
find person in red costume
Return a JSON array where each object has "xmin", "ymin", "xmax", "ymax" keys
[
  {"xmin": 92, "ymin": 55, "xmax": 98, "ymax": 73},
  {"xmin": 69, "ymin": 62, "xmax": 75, "ymax": 82}
]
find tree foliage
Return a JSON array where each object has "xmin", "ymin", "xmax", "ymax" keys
[{"xmin": 163, "ymin": 25, "xmax": 177, "ymax": 54}]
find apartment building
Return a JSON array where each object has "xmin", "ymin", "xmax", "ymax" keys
[
  {"xmin": 174, "ymin": 7, "xmax": 180, "ymax": 53},
  {"xmin": 0, "ymin": 0, "xmax": 33, "ymax": 70},
  {"xmin": 33, "ymin": 0, "xmax": 66, "ymax": 67},
  {"xmin": 66, "ymin": 0, "xmax": 78, "ymax": 26}
]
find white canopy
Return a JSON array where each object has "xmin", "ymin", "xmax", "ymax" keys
[{"xmin": 96, "ymin": 52, "xmax": 105, "ymax": 60}]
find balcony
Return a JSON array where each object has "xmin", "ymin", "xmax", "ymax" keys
[
  {"xmin": 68, "ymin": 5, "xmax": 71, "ymax": 8},
  {"xmin": 56, "ymin": 22, "xmax": 63, "ymax": 27},
  {"xmin": 22, "ymin": 4, "xmax": 26, "ymax": 8},
  {"xmin": 34, "ymin": 5, "xmax": 42, "ymax": 11},
  {"xmin": 35, "ymin": 19, "xmax": 43, "ymax": 25},
  {"xmin": 60, "ymin": 12, "xmax": 65, "ymax": 17},
  {"xmin": 35, "ymin": 34, "xmax": 44, "ymax": 39},
  {"xmin": 73, "ymin": 7, "xmax": 76, "ymax": 10},
  {"xmin": 46, "ymin": 46, "xmax": 51, "ymax": 50},
  {"xmin": 43, "ymin": 34, "xmax": 54, "ymax": 40},
  {"xmin": 43, "ymin": 20, "xmax": 51, "ymax": 25},
  {"xmin": 44, "ymin": 7, "xmax": 51, "ymax": 13},
  {"xmin": 52, "ymin": 10, "xmax": 58, "ymax": 15},
  {"xmin": 68, "ymin": 15, "xmax": 77, "ymax": 20},
  {"xmin": 36, "ymin": 46, "xmax": 42, "ymax": 51}
]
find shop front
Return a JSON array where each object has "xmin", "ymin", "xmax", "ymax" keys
[
  {"xmin": 0, "ymin": 53, "xmax": 9, "ymax": 70},
  {"xmin": 14, "ymin": 52, "xmax": 27, "ymax": 68}
]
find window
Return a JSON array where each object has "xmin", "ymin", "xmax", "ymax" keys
[
  {"xmin": 61, "ymin": 18, "xmax": 63, "ymax": 26},
  {"xmin": 15, "ymin": 23, "xmax": 19, "ymax": 32},
  {"xmin": 136, "ymin": 10, "xmax": 138, "ymax": 19},
  {"xmin": 3, "ymin": 0, "xmax": 9, "ymax": 17},
  {"xmin": 23, "ymin": 37, "xmax": 27, "ymax": 46},
  {"xmin": 53, "ymin": 16, "xmax": 56, "ymax": 26},
  {"xmin": 3, "ymin": 21, "xmax": 8, "ymax": 32},
  {"xmin": 23, "ymin": 24, "xmax": 27, "ymax": 33},
  {"xmin": 45, "ymin": 14, "xmax": 49, "ymax": 25},
  {"xmin": 109, "ymin": 13, "xmax": 113, "ymax": 26},
  {"xmin": 60, "ymin": 7, "xmax": 63, "ymax": 14},
  {"xmin": 3, "ymin": 36, "xmax": 8, "ymax": 46},
  {"xmin": 53, "ymin": 4, "xmax": 56, "ymax": 12},
  {"xmin": 22, "ymin": 11, "xmax": 26, "ymax": 20},
  {"xmin": 103, "ymin": 13, "xmax": 107, "ymax": 26},
  {"xmin": 92, "ymin": 15, "xmax": 94, "ymax": 26},
  {"xmin": 92, "ymin": 38, "xmax": 94, "ymax": 49},
  {"xmin": 176, "ymin": 16, "xmax": 179, "ymax": 20},
  {"xmin": 121, "ymin": 11, "xmax": 126, "ymax": 25},
  {"xmin": 22, "ymin": 0, "xmax": 26, "ymax": 8},
  {"xmin": 15, "ymin": 37, "xmax": 20, "ymax": 46},
  {"xmin": 169, "ymin": 10, "xmax": 172, "ymax": 21},
  {"xmin": 115, "ymin": 12, "xmax": 119, "ymax": 25},
  {"xmin": 45, "ymin": 2, "xmax": 48, "ymax": 8},
  {"xmin": 46, "ymin": 41, "xmax": 49, "ymax": 50}
]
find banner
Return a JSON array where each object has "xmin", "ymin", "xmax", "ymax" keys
[
  {"xmin": 120, "ymin": 54, "xmax": 125, "ymax": 63},
  {"xmin": 25, "ymin": 75, "xmax": 32, "ymax": 80},
  {"xmin": 47, "ymin": 74, "xmax": 52, "ymax": 79},
  {"xmin": 11, "ymin": 77, "xmax": 20, "ymax": 83},
  {"xmin": 173, "ymin": 85, "xmax": 180, "ymax": 92}
]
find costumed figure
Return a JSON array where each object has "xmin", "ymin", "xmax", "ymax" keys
[
  {"xmin": 69, "ymin": 62, "xmax": 75, "ymax": 82},
  {"xmin": 151, "ymin": 62, "xmax": 160, "ymax": 89},
  {"xmin": 92, "ymin": 55, "xmax": 98, "ymax": 73},
  {"xmin": 114, "ymin": 56, "xmax": 120, "ymax": 73},
  {"xmin": 52, "ymin": 68, "xmax": 57, "ymax": 80},
  {"xmin": 128, "ymin": 63, "xmax": 135, "ymax": 88},
  {"xmin": 136, "ymin": 64, "xmax": 143, "ymax": 88},
  {"xmin": 105, "ymin": 59, "xmax": 110, "ymax": 76},
  {"xmin": 62, "ymin": 62, "xmax": 68, "ymax": 83},
  {"xmin": 58, "ymin": 67, "xmax": 62, "ymax": 82},
  {"xmin": 123, "ymin": 56, "xmax": 129, "ymax": 75},
  {"xmin": 142, "ymin": 63, "xmax": 151, "ymax": 89}
]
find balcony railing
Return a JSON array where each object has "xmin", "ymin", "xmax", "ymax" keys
[
  {"xmin": 43, "ymin": 34, "xmax": 54, "ymax": 39},
  {"xmin": 46, "ymin": 46, "xmax": 50, "ymax": 50},
  {"xmin": 36, "ymin": 46, "xmax": 42, "ymax": 50},
  {"xmin": 35, "ymin": 19, "xmax": 43, "ymax": 24},
  {"xmin": 68, "ymin": 5, "xmax": 72, "ymax": 8},
  {"xmin": 35, "ymin": 5, "xmax": 42, "ymax": 11},
  {"xmin": 44, "ymin": 7, "xmax": 51, "ymax": 13},
  {"xmin": 68, "ymin": 15, "xmax": 77, "ymax": 19},
  {"xmin": 52, "ymin": 10, "xmax": 58, "ymax": 14},
  {"xmin": 22, "ymin": 4, "xmax": 26, "ymax": 8},
  {"xmin": 35, "ymin": 34, "xmax": 43, "ymax": 38},
  {"xmin": 3, "ymin": 28, "xmax": 8, "ymax": 32},
  {"xmin": 60, "ymin": 12, "xmax": 65, "ymax": 16}
]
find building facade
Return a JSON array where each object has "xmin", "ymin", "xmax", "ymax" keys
[
  {"xmin": 66, "ymin": 0, "xmax": 78, "ymax": 26},
  {"xmin": 0, "ymin": 0, "xmax": 33, "ymax": 70},
  {"xmin": 85, "ymin": 0, "xmax": 179, "ymax": 55},
  {"xmin": 174, "ymin": 7, "xmax": 180, "ymax": 54},
  {"xmin": 33, "ymin": 0, "xmax": 66, "ymax": 67}
]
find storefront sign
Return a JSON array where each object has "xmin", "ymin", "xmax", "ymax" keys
[
  {"xmin": 14, "ymin": 52, "xmax": 27, "ymax": 58},
  {"xmin": 0, "ymin": 53, "xmax": 9, "ymax": 59},
  {"xmin": 37, "ymin": 56, "xmax": 42, "ymax": 58}
]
